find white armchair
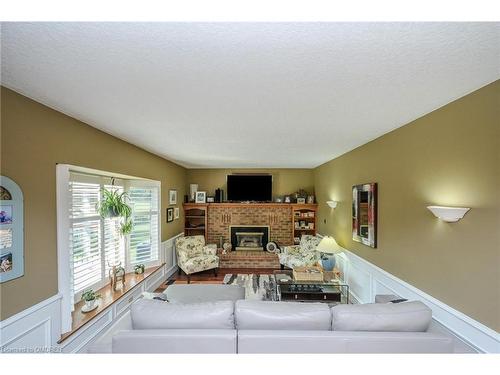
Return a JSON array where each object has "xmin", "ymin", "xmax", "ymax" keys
[
  {"xmin": 175, "ymin": 235, "xmax": 219, "ymax": 283},
  {"xmin": 278, "ymin": 235, "xmax": 322, "ymax": 269}
]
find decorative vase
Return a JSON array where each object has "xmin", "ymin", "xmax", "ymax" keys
[
  {"xmin": 85, "ymin": 299, "xmax": 96, "ymax": 310},
  {"xmin": 223, "ymin": 242, "xmax": 232, "ymax": 253},
  {"xmin": 190, "ymin": 184, "xmax": 198, "ymax": 201},
  {"xmin": 321, "ymin": 255, "xmax": 336, "ymax": 271}
]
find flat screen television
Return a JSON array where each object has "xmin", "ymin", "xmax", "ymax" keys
[{"xmin": 227, "ymin": 175, "xmax": 272, "ymax": 202}]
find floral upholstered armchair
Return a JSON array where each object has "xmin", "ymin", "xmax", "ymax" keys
[
  {"xmin": 278, "ymin": 235, "xmax": 322, "ymax": 269},
  {"xmin": 175, "ymin": 235, "xmax": 219, "ymax": 283}
]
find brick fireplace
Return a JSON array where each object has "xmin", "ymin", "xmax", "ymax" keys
[{"xmin": 207, "ymin": 203, "xmax": 294, "ymax": 248}]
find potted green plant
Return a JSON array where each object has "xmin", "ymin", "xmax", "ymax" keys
[
  {"xmin": 96, "ymin": 188, "xmax": 133, "ymax": 235},
  {"xmin": 134, "ymin": 264, "xmax": 145, "ymax": 275},
  {"xmin": 81, "ymin": 289, "xmax": 101, "ymax": 311}
]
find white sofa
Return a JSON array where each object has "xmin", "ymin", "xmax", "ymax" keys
[{"xmin": 88, "ymin": 299, "xmax": 454, "ymax": 353}]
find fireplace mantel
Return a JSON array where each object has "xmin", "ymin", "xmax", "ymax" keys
[{"xmin": 206, "ymin": 202, "xmax": 299, "ymax": 208}]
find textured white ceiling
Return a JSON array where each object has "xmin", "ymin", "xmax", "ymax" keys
[{"xmin": 1, "ymin": 22, "xmax": 499, "ymax": 168}]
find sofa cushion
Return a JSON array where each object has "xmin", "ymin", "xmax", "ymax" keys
[
  {"xmin": 181, "ymin": 255, "xmax": 219, "ymax": 274},
  {"xmin": 131, "ymin": 299, "xmax": 235, "ymax": 329},
  {"xmin": 374, "ymin": 294, "xmax": 408, "ymax": 303},
  {"xmin": 331, "ymin": 301, "xmax": 432, "ymax": 332},
  {"xmin": 164, "ymin": 284, "xmax": 245, "ymax": 303},
  {"xmin": 235, "ymin": 300, "xmax": 331, "ymax": 330}
]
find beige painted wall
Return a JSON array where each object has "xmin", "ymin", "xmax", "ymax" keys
[
  {"xmin": 314, "ymin": 80, "xmax": 500, "ymax": 331},
  {"xmin": 0, "ymin": 87, "xmax": 187, "ymax": 320},
  {"xmin": 187, "ymin": 169, "xmax": 314, "ymax": 200}
]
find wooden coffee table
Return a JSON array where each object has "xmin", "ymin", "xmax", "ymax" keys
[{"xmin": 273, "ymin": 269, "xmax": 349, "ymax": 304}]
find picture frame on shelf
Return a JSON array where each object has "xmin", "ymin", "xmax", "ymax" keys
[
  {"xmin": 297, "ymin": 198, "xmax": 306, "ymax": 204},
  {"xmin": 166, "ymin": 207, "xmax": 174, "ymax": 223},
  {"xmin": 195, "ymin": 191, "xmax": 206, "ymax": 203},
  {"xmin": 307, "ymin": 195, "xmax": 315, "ymax": 204},
  {"xmin": 169, "ymin": 189, "xmax": 177, "ymax": 205},
  {"xmin": 206, "ymin": 196, "xmax": 215, "ymax": 203},
  {"xmin": 189, "ymin": 184, "xmax": 198, "ymax": 202}
]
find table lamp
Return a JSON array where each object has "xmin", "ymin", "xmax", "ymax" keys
[{"xmin": 316, "ymin": 236, "xmax": 342, "ymax": 271}]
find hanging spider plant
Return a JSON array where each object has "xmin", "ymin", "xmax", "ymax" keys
[
  {"xmin": 120, "ymin": 217, "xmax": 133, "ymax": 235},
  {"xmin": 96, "ymin": 188, "xmax": 133, "ymax": 235}
]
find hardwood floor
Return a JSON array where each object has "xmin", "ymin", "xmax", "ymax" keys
[{"xmin": 156, "ymin": 267, "xmax": 278, "ymax": 292}]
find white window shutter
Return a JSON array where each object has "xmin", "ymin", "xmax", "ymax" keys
[
  {"xmin": 129, "ymin": 186, "xmax": 159, "ymax": 266},
  {"xmin": 67, "ymin": 173, "xmax": 160, "ymax": 307}
]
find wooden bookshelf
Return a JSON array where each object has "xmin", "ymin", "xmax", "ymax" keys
[
  {"xmin": 183, "ymin": 203, "xmax": 208, "ymax": 239},
  {"xmin": 292, "ymin": 203, "xmax": 318, "ymax": 244}
]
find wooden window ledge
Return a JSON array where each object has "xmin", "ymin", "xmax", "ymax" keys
[{"xmin": 58, "ymin": 263, "xmax": 165, "ymax": 344}]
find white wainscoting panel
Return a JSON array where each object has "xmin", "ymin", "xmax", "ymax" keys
[
  {"xmin": 162, "ymin": 232, "xmax": 182, "ymax": 279},
  {"xmin": 0, "ymin": 294, "xmax": 62, "ymax": 353},
  {"xmin": 333, "ymin": 247, "xmax": 499, "ymax": 353},
  {"xmin": 61, "ymin": 309, "xmax": 114, "ymax": 353}
]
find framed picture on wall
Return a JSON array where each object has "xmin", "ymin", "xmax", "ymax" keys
[
  {"xmin": 174, "ymin": 207, "xmax": 179, "ymax": 219},
  {"xmin": 169, "ymin": 190, "xmax": 177, "ymax": 205},
  {"xmin": 166, "ymin": 207, "xmax": 174, "ymax": 223},
  {"xmin": 352, "ymin": 182, "xmax": 377, "ymax": 248},
  {"xmin": 0, "ymin": 176, "xmax": 24, "ymax": 283},
  {"xmin": 0, "ymin": 252, "xmax": 13, "ymax": 273},
  {"xmin": 0, "ymin": 205, "xmax": 13, "ymax": 224}
]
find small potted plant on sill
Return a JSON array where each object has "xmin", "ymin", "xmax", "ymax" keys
[
  {"xmin": 81, "ymin": 289, "xmax": 101, "ymax": 312},
  {"xmin": 96, "ymin": 188, "xmax": 133, "ymax": 235},
  {"xmin": 134, "ymin": 264, "xmax": 145, "ymax": 275}
]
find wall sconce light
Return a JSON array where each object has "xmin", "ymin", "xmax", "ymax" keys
[
  {"xmin": 326, "ymin": 201, "xmax": 338, "ymax": 208},
  {"xmin": 427, "ymin": 206, "xmax": 470, "ymax": 223}
]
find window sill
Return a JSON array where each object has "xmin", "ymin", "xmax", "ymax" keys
[{"xmin": 58, "ymin": 263, "xmax": 164, "ymax": 344}]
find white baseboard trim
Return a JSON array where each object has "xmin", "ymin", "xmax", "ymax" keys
[
  {"xmin": 331, "ymin": 245, "xmax": 499, "ymax": 353},
  {"xmin": 165, "ymin": 264, "xmax": 178, "ymax": 280}
]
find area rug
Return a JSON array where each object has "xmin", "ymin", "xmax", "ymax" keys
[{"xmin": 223, "ymin": 274, "xmax": 278, "ymax": 301}]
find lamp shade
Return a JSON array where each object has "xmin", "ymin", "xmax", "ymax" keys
[{"xmin": 316, "ymin": 236, "xmax": 342, "ymax": 254}]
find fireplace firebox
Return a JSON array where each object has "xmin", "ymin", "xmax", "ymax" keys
[{"xmin": 230, "ymin": 225, "xmax": 270, "ymax": 251}]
